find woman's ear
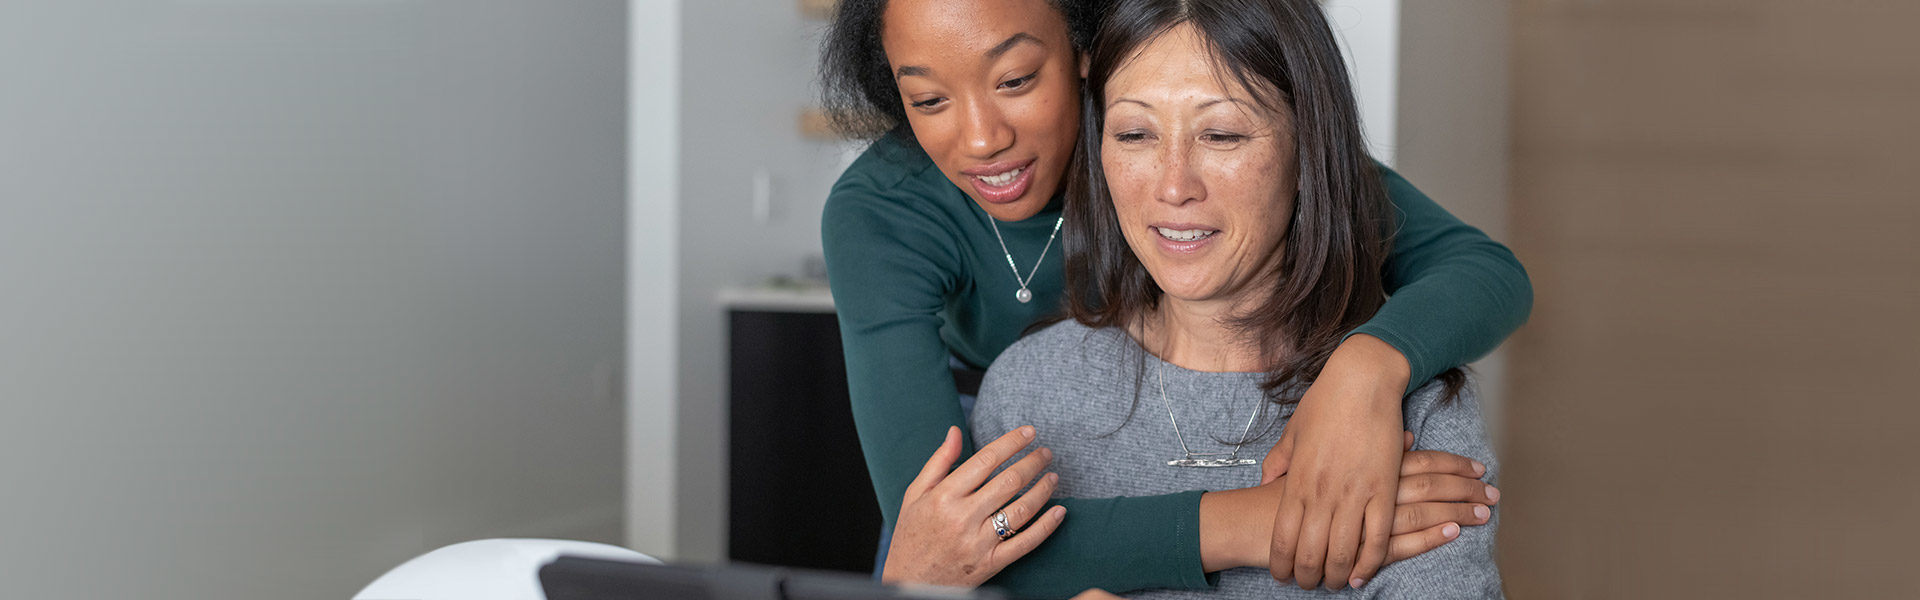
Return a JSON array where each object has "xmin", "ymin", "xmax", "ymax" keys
[{"xmin": 1079, "ymin": 52, "xmax": 1090, "ymax": 78}]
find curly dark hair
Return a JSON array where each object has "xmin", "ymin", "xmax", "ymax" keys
[{"xmin": 819, "ymin": 0, "xmax": 1108, "ymax": 140}]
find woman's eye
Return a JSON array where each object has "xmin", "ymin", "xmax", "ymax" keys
[
  {"xmin": 1201, "ymin": 132, "xmax": 1247, "ymax": 144},
  {"xmin": 910, "ymin": 97, "xmax": 946, "ymax": 110},
  {"xmin": 998, "ymin": 73, "xmax": 1037, "ymax": 91},
  {"xmin": 1111, "ymin": 131, "xmax": 1151, "ymax": 143}
]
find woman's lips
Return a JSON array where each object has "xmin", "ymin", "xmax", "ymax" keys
[
  {"xmin": 1151, "ymin": 224, "xmax": 1219, "ymax": 254},
  {"xmin": 964, "ymin": 158, "xmax": 1037, "ymax": 204}
]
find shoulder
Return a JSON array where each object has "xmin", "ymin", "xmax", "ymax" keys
[
  {"xmin": 824, "ymin": 136, "xmax": 947, "ymax": 222},
  {"xmin": 1403, "ymin": 373, "xmax": 1482, "ymax": 432},
  {"xmin": 822, "ymin": 136, "xmax": 969, "ymax": 260},
  {"xmin": 980, "ymin": 320, "xmax": 1134, "ymax": 398}
]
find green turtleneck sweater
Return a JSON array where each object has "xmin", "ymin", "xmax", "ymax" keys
[{"xmin": 821, "ymin": 135, "xmax": 1531, "ymax": 598}]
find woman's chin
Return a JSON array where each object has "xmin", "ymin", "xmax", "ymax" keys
[{"xmin": 975, "ymin": 197, "xmax": 1050, "ymax": 222}]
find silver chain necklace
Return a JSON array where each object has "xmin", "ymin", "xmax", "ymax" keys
[
  {"xmin": 985, "ymin": 212, "xmax": 1064, "ymax": 304},
  {"xmin": 1156, "ymin": 358, "xmax": 1262, "ymax": 468}
]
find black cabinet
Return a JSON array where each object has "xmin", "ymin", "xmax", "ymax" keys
[{"xmin": 727, "ymin": 308, "xmax": 881, "ymax": 573}]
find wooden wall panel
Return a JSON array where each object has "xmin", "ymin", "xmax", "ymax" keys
[{"xmin": 1503, "ymin": 1, "xmax": 1920, "ymax": 597}]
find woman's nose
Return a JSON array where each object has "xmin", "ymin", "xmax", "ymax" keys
[
  {"xmin": 958, "ymin": 98, "xmax": 1014, "ymax": 159},
  {"xmin": 1156, "ymin": 145, "xmax": 1204, "ymax": 206}
]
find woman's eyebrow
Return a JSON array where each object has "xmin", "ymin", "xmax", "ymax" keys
[
  {"xmin": 985, "ymin": 32, "xmax": 1044, "ymax": 60},
  {"xmin": 1105, "ymin": 97, "xmax": 1251, "ymax": 111},
  {"xmin": 895, "ymin": 32, "xmax": 1044, "ymax": 81}
]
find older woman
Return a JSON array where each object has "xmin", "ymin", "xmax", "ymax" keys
[{"xmin": 968, "ymin": 0, "xmax": 1503, "ymax": 597}]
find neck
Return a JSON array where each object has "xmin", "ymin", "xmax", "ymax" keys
[{"xmin": 1138, "ymin": 295, "xmax": 1268, "ymax": 373}]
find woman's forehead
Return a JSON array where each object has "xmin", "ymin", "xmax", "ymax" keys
[
  {"xmin": 881, "ymin": 0, "xmax": 1070, "ymax": 55},
  {"xmin": 1109, "ymin": 27, "xmax": 1244, "ymax": 104}
]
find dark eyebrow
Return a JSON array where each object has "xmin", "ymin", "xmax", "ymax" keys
[
  {"xmin": 986, "ymin": 32, "xmax": 1044, "ymax": 60},
  {"xmin": 1198, "ymin": 97, "xmax": 1257, "ymax": 111},
  {"xmin": 1107, "ymin": 97, "xmax": 1256, "ymax": 111},
  {"xmin": 895, "ymin": 32, "xmax": 1044, "ymax": 81}
]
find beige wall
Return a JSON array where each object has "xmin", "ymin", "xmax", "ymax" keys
[{"xmin": 1503, "ymin": 1, "xmax": 1920, "ymax": 597}]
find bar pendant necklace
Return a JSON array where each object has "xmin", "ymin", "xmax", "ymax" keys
[{"xmin": 1157, "ymin": 359, "xmax": 1261, "ymax": 468}]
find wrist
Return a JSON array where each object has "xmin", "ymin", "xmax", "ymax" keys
[
  {"xmin": 1198, "ymin": 480, "xmax": 1283, "ymax": 570},
  {"xmin": 1323, "ymin": 334, "xmax": 1411, "ymax": 405}
]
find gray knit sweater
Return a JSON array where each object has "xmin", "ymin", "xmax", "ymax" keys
[{"xmin": 972, "ymin": 320, "xmax": 1504, "ymax": 599}]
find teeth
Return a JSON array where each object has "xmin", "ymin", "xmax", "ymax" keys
[
  {"xmin": 1154, "ymin": 227, "xmax": 1215, "ymax": 242},
  {"xmin": 978, "ymin": 167, "xmax": 1023, "ymax": 187}
]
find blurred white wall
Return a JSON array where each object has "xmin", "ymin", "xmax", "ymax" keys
[{"xmin": 0, "ymin": 2, "xmax": 627, "ymax": 598}]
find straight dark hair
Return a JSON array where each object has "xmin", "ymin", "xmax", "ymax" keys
[{"xmin": 1064, "ymin": 0, "xmax": 1464, "ymax": 402}]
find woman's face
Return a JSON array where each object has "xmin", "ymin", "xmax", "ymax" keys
[
  {"xmin": 881, "ymin": 0, "xmax": 1083, "ymax": 222},
  {"xmin": 1102, "ymin": 23, "xmax": 1297, "ymax": 307}
]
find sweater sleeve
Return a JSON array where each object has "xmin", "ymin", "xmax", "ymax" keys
[
  {"xmin": 1351, "ymin": 165, "xmax": 1534, "ymax": 394},
  {"xmin": 822, "ymin": 184, "xmax": 972, "ymax": 530},
  {"xmin": 826, "ymin": 186, "xmax": 1212, "ymax": 596}
]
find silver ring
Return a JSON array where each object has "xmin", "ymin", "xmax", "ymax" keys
[{"xmin": 991, "ymin": 511, "xmax": 1014, "ymax": 541}]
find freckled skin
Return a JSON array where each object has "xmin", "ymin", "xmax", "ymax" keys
[
  {"xmin": 1102, "ymin": 23, "xmax": 1298, "ymax": 309},
  {"xmin": 881, "ymin": 0, "xmax": 1083, "ymax": 223}
]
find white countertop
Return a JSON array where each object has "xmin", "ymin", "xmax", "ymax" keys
[{"xmin": 717, "ymin": 284, "xmax": 835, "ymax": 313}]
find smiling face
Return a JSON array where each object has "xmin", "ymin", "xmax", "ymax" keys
[
  {"xmin": 880, "ymin": 0, "xmax": 1083, "ymax": 222},
  {"xmin": 1102, "ymin": 23, "xmax": 1297, "ymax": 308}
]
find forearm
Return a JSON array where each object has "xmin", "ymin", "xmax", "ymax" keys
[
  {"xmin": 1367, "ymin": 165, "xmax": 1532, "ymax": 391},
  {"xmin": 985, "ymin": 492, "xmax": 1212, "ymax": 598}
]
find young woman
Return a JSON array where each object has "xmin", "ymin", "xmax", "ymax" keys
[
  {"xmin": 819, "ymin": 0, "xmax": 1527, "ymax": 592},
  {"xmin": 970, "ymin": 0, "xmax": 1502, "ymax": 596}
]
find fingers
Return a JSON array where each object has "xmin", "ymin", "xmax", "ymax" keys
[
  {"xmin": 1289, "ymin": 504, "xmax": 1333, "ymax": 589},
  {"xmin": 1260, "ymin": 430, "xmax": 1294, "ymax": 484},
  {"xmin": 1320, "ymin": 502, "xmax": 1367, "ymax": 590},
  {"xmin": 1399, "ymin": 450, "xmax": 1487, "ymax": 479},
  {"xmin": 1345, "ymin": 497, "xmax": 1394, "ymax": 590},
  {"xmin": 905, "ymin": 427, "xmax": 963, "ymax": 500},
  {"xmin": 1386, "ymin": 521, "xmax": 1462, "ymax": 564},
  {"xmin": 946, "ymin": 426, "xmax": 1037, "ymax": 493},
  {"xmin": 1397, "ymin": 473, "xmax": 1501, "ymax": 505},
  {"xmin": 1392, "ymin": 502, "xmax": 1492, "ymax": 535},
  {"xmin": 1267, "ymin": 496, "xmax": 1302, "ymax": 584},
  {"xmin": 979, "ymin": 449, "xmax": 1054, "ymax": 522},
  {"xmin": 1403, "ymin": 431, "xmax": 1414, "ymax": 451},
  {"xmin": 998, "ymin": 472, "xmax": 1060, "ymax": 530},
  {"xmin": 989, "ymin": 505, "xmax": 1067, "ymax": 571}
]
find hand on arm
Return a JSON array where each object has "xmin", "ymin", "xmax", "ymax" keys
[
  {"xmin": 1206, "ymin": 431, "xmax": 1497, "ymax": 575},
  {"xmin": 1257, "ymin": 334, "xmax": 1410, "ymax": 590},
  {"xmin": 882, "ymin": 426, "xmax": 1068, "ymax": 587}
]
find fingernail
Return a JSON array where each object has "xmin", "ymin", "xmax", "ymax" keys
[
  {"xmin": 1443, "ymin": 523, "xmax": 1461, "ymax": 539},
  {"xmin": 1473, "ymin": 505, "xmax": 1491, "ymax": 520},
  {"xmin": 1038, "ymin": 446, "xmax": 1052, "ymax": 459},
  {"xmin": 1471, "ymin": 460, "xmax": 1486, "ymax": 476},
  {"xmin": 1485, "ymin": 485, "xmax": 1501, "ymax": 503},
  {"xmin": 1350, "ymin": 578, "xmax": 1366, "ymax": 589},
  {"xmin": 1020, "ymin": 426, "xmax": 1036, "ymax": 439},
  {"xmin": 1045, "ymin": 472, "xmax": 1059, "ymax": 484}
]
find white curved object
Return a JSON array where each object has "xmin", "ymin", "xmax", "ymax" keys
[{"xmin": 354, "ymin": 538, "xmax": 658, "ymax": 600}]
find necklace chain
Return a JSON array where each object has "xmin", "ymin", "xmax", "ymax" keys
[
  {"xmin": 986, "ymin": 211, "xmax": 1064, "ymax": 303},
  {"xmin": 1156, "ymin": 358, "xmax": 1262, "ymax": 467}
]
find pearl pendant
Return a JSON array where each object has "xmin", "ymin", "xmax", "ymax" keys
[{"xmin": 1015, "ymin": 288, "xmax": 1033, "ymax": 303}]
